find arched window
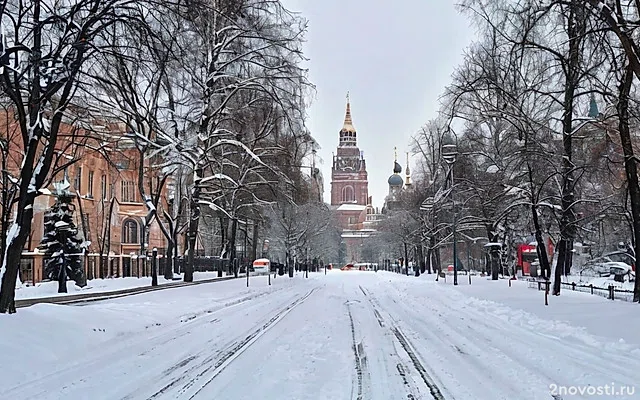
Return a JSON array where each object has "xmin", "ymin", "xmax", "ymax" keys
[
  {"xmin": 122, "ymin": 219, "xmax": 139, "ymax": 244},
  {"xmin": 342, "ymin": 186, "xmax": 355, "ymax": 203}
]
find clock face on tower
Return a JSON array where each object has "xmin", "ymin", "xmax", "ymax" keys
[{"xmin": 338, "ymin": 157, "xmax": 357, "ymax": 171}]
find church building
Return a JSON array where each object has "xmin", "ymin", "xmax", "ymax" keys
[{"xmin": 329, "ymin": 94, "xmax": 378, "ymax": 263}]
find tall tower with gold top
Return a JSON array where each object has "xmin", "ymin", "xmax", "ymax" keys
[{"xmin": 330, "ymin": 93, "xmax": 369, "ymax": 206}]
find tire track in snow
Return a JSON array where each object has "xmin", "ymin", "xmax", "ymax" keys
[
  {"xmin": 384, "ymin": 281, "xmax": 638, "ymax": 400},
  {"xmin": 391, "ymin": 326, "xmax": 446, "ymax": 400},
  {"xmin": 347, "ymin": 301, "xmax": 365, "ymax": 400},
  {"xmin": 148, "ymin": 287, "xmax": 319, "ymax": 400},
  {"xmin": 359, "ymin": 285, "xmax": 446, "ymax": 400},
  {"xmin": 4, "ymin": 288, "xmax": 286, "ymax": 400}
]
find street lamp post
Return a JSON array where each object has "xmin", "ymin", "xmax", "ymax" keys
[
  {"xmin": 442, "ymin": 139, "xmax": 458, "ymax": 286},
  {"xmin": 420, "ymin": 196, "xmax": 436, "ymax": 280}
]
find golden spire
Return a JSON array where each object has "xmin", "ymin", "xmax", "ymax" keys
[{"xmin": 341, "ymin": 92, "xmax": 356, "ymax": 132}]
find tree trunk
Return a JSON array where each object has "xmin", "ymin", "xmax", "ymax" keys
[
  {"xmin": 185, "ymin": 168, "xmax": 203, "ymax": 282},
  {"xmin": 219, "ymin": 216, "xmax": 227, "ymax": 257},
  {"xmin": 404, "ymin": 242, "xmax": 409, "ymax": 275},
  {"xmin": 553, "ymin": 239, "xmax": 567, "ymax": 295},
  {"xmin": 564, "ymin": 240, "xmax": 573, "ymax": 276},
  {"xmin": 229, "ymin": 218, "xmax": 238, "ymax": 278},
  {"xmin": 528, "ymin": 160, "xmax": 552, "ymax": 280},
  {"xmin": 553, "ymin": 0, "xmax": 584, "ymax": 295},
  {"xmin": 151, "ymin": 248, "xmax": 158, "ymax": 287},
  {"xmin": 173, "ymin": 231, "xmax": 180, "ymax": 274},
  {"xmin": 616, "ymin": 65, "xmax": 640, "ymax": 302},
  {"xmin": 287, "ymin": 249, "xmax": 294, "ymax": 277},
  {"xmin": 417, "ymin": 245, "xmax": 425, "ymax": 274},
  {"xmin": 532, "ymin": 204, "xmax": 551, "ymax": 280},
  {"xmin": 165, "ymin": 217, "xmax": 175, "ymax": 280},
  {"xmin": 490, "ymin": 249, "xmax": 500, "ymax": 280},
  {"xmin": 487, "ymin": 229, "xmax": 500, "ymax": 280},
  {"xmin": 58, "ymin": 234, "xmax": 68, "ymax": 293},
  {"xmin": 251, "ymin": 222, "xmax": 258, "ymax": 263},
  {"xmin": 0, "ymin": 195, "xmax": 36, "ymax": 313},
  {"xmin": 1, "ymin": 152, "xmax": 15, "ymax": 277},
  {"xmin": 428, "ymin": 236, "xmax": 436, "ymax": 274},
  {"xmin": 165, "ymin": 241, "xmax": 174, "ymax": 280}
]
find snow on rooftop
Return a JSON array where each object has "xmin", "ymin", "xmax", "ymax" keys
[{"xmin": 336, "ymin": 203, "xmax": 367, "ymax": 211}]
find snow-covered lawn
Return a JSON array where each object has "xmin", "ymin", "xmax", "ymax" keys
[
  {"xmin": 1, "ymin": 270, "xmax": 638, "ymax": 399},
  {"xmin": 14, "ymin": 271, "xmax": 225, "ymax": 300},
  {"xmin": 562, "ymin": 273, "xmax": 635, "ymax": 291},
  {"xmin": 444, "ymin": 275, "xmax": 640, "ymax": 347}
]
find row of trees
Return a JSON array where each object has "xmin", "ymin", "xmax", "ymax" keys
[
  {"xmin": 372, "ymin": 0, "xmax": 640, "ymax": 302},
  {"xmin": 0, "ymin": 0, "xmax": 333, "ymax": 313}
]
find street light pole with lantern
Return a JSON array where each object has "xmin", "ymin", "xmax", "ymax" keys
[
  {"xmin": 441, "ymin": 136, "xmax": 459, "ymax": 286},
  {"xmin": 420, "ymin": 195, "xmax": 435, "ymax": 278}
]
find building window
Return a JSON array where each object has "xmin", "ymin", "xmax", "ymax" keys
[
  {"xmin": 74, "ymin": 166, "xmax": 82, "ymax": 193},
  {"xmin": 101, "ymin": 175, "xmax": 107, "ymax": 200},
  {"xmin": 348, "ymin": 217, "xmax": 357, "ymax": 225},
  {"xmin": 121, "ymin": 181, "xmax": 136, "ymax": 202},
  {"xmin": 342, "ymin": 186, "xmax": 355, "ymax": 203},
  {"xmin": 88, "ymin": 171, "xmax": 94, "ymax": 198},
  {"xmin": 122, "ymin": 219, "xmax": 139, "ymax": 244}
]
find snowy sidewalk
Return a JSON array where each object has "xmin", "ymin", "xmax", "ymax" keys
[{"xmin": 14, "ymin": 271, "xmax": 226, "ymax": 301}]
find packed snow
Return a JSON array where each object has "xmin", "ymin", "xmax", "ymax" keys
[{"xmin": 1, "ymin": 271, "xmax": 638, "ymax": 400}]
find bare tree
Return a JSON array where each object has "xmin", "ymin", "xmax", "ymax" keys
[
  {"xmin": 0, "ymin": 0, "xmax": 146, "ymax": 313},
  {"xmin": 583, "ymin": 0, "xmax": 640, "ymax": 302},
  {"xmin": 152, "ymin": 0, "xmax": 311, "ymax": 281}
]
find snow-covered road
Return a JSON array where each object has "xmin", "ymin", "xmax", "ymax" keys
[{"xmin": 2, "ymin": 271, "xmax": 638, "ymax": 400}]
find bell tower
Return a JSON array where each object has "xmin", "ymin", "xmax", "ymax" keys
[{"xmin": 330, "ymin": 93, "xmax": 369, "ymax": 206}]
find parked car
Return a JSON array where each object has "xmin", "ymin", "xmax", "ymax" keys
[
  {"xmin": 340, "ymin": 263, "xmax": 355, "ymax": 271},
  {"xmin": 579, "ymin": 251, "xmax": 635, "ymax": 278},
  {"xmin": 252, "ymin": 259, "xmax": 270, "ymax": 275}
]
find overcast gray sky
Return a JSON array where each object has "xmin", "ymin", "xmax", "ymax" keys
[{"xmin": 281, "ymin": 0, "xmax": 476, "ymax": 208}]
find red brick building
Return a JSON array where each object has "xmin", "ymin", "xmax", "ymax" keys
[
  {"xmin": 330, "ymin": 95, "xmax": 377, "ymax": 263},
  {"xmin": 1, "ymin": 110, "xmax": 169, "ymax": 283}
]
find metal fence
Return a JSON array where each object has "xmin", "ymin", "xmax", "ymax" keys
[
  {"xmin": 23, "ymin": 251, "xmax": 236, "ymax": 284},
  {"xmin": 527, "ymin": 279, "xmax": 635, "ymax": 302},
  {"xmin": 172, "ymin": 257, "xmax": 230, "ymax": 274}
]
